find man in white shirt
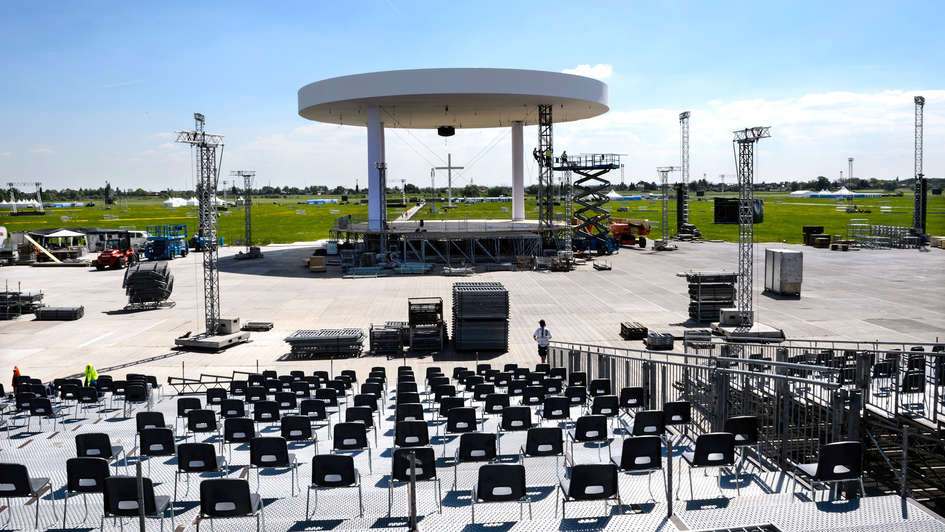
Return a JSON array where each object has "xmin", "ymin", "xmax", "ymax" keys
[{"xmin": 533, "ymin": 319, "xmax": 552, "ymax": 364}]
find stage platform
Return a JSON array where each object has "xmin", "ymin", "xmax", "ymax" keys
[{"xmin": 334, "ymin": 218, "xmax": 567, "ymax": 238}]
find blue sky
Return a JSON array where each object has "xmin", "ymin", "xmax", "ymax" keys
[{"xmin": 1, "ymin": 0, "xmax": 942, "ymax": 189}]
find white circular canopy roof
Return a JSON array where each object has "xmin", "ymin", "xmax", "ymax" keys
[{"xmin": 298, "ymin": 68, "xmax": 608, "ymax": 129}]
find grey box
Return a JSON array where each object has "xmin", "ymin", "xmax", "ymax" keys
[
  {"xmin": 764, "ymin": 248, "xmax": 803, "ymax": 296},
  {"xmin": 216, "ymin": 317, "xmax": 240, "ymax": 334}
]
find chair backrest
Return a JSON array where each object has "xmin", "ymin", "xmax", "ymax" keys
[
  {"xmin": 589, "ymin": 379, "xmax": 611, "ymax": 396},
  {"xmin": 187, "ymin": 409, "xmax": 218, "ymax": 433},
  {"xmin": 566, "ymin": 464, "xmax": 618, "ymax": 500},
  {"xmin": 501, "ymin": 406, "xmax": 531, "ymax": 431},
  {"xmin": 333, "ymin": 422, "xmax": 368, "ymax": 450},
  {"xmin": 452, "ymin": 366, "xmax": 469, "ymax": 380},
  {"xmin": 484, "ymin": 393, "xmax": 510, "ymax": 414},
  {"xmin": 341, "ymin": 369, "xmax": 358, "ymax": 383},
  {"xmin": 433, "ymin": 384, "xmax": 456, "ymax": 402},
  {"xmin": 103, "ymin": 476, "xmax": 157, "ymax": 516},
  {"xmin": 476, "ymin": 464, "xmax": 525, "ymax": 502},
  {"xmin": 290, "ymin": 381, "xmax": 310, "ymax": 398},
  {"xmin": 312, "ymin": 454, "xmax": 356, "ymax": 487},
  {"xmin": 253, "ymin": 400, "xmax": 280, "ymax": 422},
  {"xmin": 29, "ymin": 397, "xmax": 52, "ymax": 416},
  {"xmin": 177, "ymin": 397, "xmax": 201, "ymax": 417},
  {"xmin": 458, "ymin": 432, "xmax": 496, "ymax": 462},
  {"xmin": 542, "ymin": 378, "xmax": 563, "ymax": 395},
  {"xmin": 66, "ymin": 457, "xmax": 110, "ymax": 493},
  {"xmin": 139, "ymin": 428, "xmax": 175, "ymax": 457},
  {"xmin": 395, "ymin": 402, "xmax": 424, "ymax": 422},
  {"xmin": 439, "ymin": 396, "xmax": 465, "ymax": 418},
  {"xmin": 494, "ymin": 372, "xmax": 512, "ymax": 387},
  {"xmin": 78, "ymin": 386, "xmax": 99, "ymax": 403},
  {"xmin": 391, "ymin": 447, "xmax": 436, "ymax": 481},
  {"xmin": 542, "ymin": 396, "xmax": 570, "ymax": 419},
  {"xmin": 199, "ymin": 478, "xmax": 254, "ymax": 518},
  {"xmin": 691, "ymin": 432, "xmax": 736, "ymax": 467},
  {"xmin": 0, "ymin": 463, "xmax": 35, "ymax": 497},
  {"xmin": 476, "ymin": 363, "xmax": 491, "ymax": 375},
  {"xmin": 206, "ymin": 387, "xmax": 227, "ymax": 405},
  {"xmin": 619, "ymin": 387, "xmax": 645, "ymax": 409},
  {"xmin": 361, "ymin": 382, "xmax": 382, "ymax": 398},
  {"xmin": 345, "ymin": 406, "xmax": 375, "ymax": 428},
  {"xmin": 135, "ymin": 411, "xmax": 165, "ymax": 432},
  {"xmin": 281, "ymin": 415, "xmax": 313, "ymax": 440},
  {"xmin": 224, "ymin": 417, "xmax": 255, "ymax": 443},
  {"xmin": 446, "ymin": 407, "xmax": 477, "ymax": 433},
  {"xmin": 664, "ymin": 401, "xmax": 692, "ymax": 425},
  {"xmin": 534, "ymin": 363, "xmax": 550, "ymax": 374},
  {"xmin": 464, "ymin": 375, "xmax": 485, "ymax": 390},
  {"xmin": 397, "ymin": 391, "xmax": 420, "ymax": 405},
  {"xmin": 565, "ymin": 385, "xmax": 586, "ymax": 405},
  {"xmin": 245, "ymin": 386, "xmax": 267, "ymax": 403},
  {"xmin": 353, "ymin": 393, "xmax": 377, "ymax": 411},
  {"xmin": 250, "ymin": 437, "xmax": 290, "ymax": 467},
  {"xmin": 723, "ymin": 416, "xmax": 759, "ymax": 446},
  {"xmin": 814, "ymin": 441, "xmax": 863, "ymax": 481},
  {"xmin": 632, "ymin": 410, "xmax": 666, "ymax": 436},
  {"xmin": 524, "ymin": 427, "xmax": 564, "ymax": 457},
  {"xmin": 247, "ymin": 374, "xmax": 265, "ymax": 388},
  {"xmin": 395, "ymin": 420, "xmax": 430, "ymax": 447},
  {"xmin": 901, "ymin": 371, "xmax": 925, "ymax": 393},
  {"xmin": 522, "ymin": 385, "xmax": 545, "ymax": 404},
  {"xmin": 14, "ymin": 391, "xmax": 34, "ymax": 411},
  {"xmin": 473, "ymin": 384, "xmax": 495, "ymax": 401},
  {"xmin": 76, "ymin": 433, "xmax": 115, "ymax": 459},
  {"xmin": 60, "ymin": 383, "xmax": 80, "ymax": 400},
  {"xmin": 275, "ymin": 391, "xmax": 297, "ymax": 410},
  {"xmin": 426, "ymin": 366, "xmax": 442, "ymax": 379},
  {"xmin": 177, "ymin": 442, "xmax": 220, "ymax": 472},
  {"xmin": 569, "ymin": 372, "xmax": 587, "ymax": 387},
  {"xmin": 591, "ymin": 395, "xmax": 619, "ymax": 416},
  {"xmin": 300, "ymin": 399, "xmax": 327, "ymax": 420},
  {"xmin": 125, "ymin": 383, "xmax": 148, "ymax": 403},
  {"xmin": 229, "ymin": 380, "xmax": 248, "ymax": 396},
  {"xmin": 220, "ymin": 399, "xmax": 246, "ymax": 418},
  {"xmin": 618, "ymin": 436, "xmax": 662, "ymax": 471},
  {"xmin": 574, "ymin": 415, "xmax": 607, "ymax": 442}
]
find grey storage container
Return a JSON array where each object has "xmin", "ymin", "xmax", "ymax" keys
[{"xmin": 764, "ymin": 248, "xmax": 803, "ymax": 296}]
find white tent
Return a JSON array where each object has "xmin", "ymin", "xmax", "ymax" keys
[
  {"xmin": 789, "ymin": 190, "xmax": 811, "ymax": 198},
  {"xmin": 162, "ymin": 197, "xmax": 187, "ymax": 208},
  {"xmin": 45, "ymin": 229, "xmax": 86, "ymax": 238},
  {"xmin": 605, "ymin": 189, "xmax": 623, "ymax": 199},
  {"xmin": 834, "ymin": 186, "xmax": 853, "ymax": 196},
  {"xmin": 185, "ymin": 198, "xmax": 200, "ymax": 207}
]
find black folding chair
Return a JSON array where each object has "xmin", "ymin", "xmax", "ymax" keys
[
  {"xmin": 498, "ymin": 406, "xmax": 533, "ymax": 454},
  {"xmin": 631, "ymin": 410, "xmax": 666, "ymax": 436},
  {"xmin": 388, "ymin": 447, "xmax": 442, "ymax": 516},
  {"xmin": 618, "ymin": 387, "xmax": 645, "ymax": 417},
  {"xmin": 249, "ymin": 436, "xmax": 299, "ymax": 496},
  {"xmin": 345, "ymin": 405, "xmax": 378, "ymax": 447},
  {"xmin": 471, "ymin": 463, "xmax": 531, "ymax": 523},
  {"xmin": 306, "ymin": 454, "xmax": 363, "ymax": 519},
  {"xmin": 196, "ymin": 478, "xmax": 264, "ymax": 532},
  {"xmin": 556, "ymin": 463, "xmax": 620, "ymax": 517},
  {"xmin": 299, "ymin": 398, "xmax": 332, "ymax": 433},
  {"xmin": 333, "ymin": 422, "xmax": 372, "ymax": 474},
  {"xmin": 223, "ymin": 417, "xmax": 256, "ymax": 461},
  {"xmin": 792, "ymin": 441, "xmax": 865, "ymax": 501},
  {"xmin": 76, "ymin": 433, "xmax": 127, "ymax": 475},
  {"xmin": 540, "ymin": 395, "xmax": 571, "ymax": 424},
  {"xmin": 612, "ymin": 435, "xmax": 663, "ymax": 502},
  {"xmin": 394, "ymin": 402, "xmax": 424, "ymax": 423},
  {"xmin": 724, "ymin": 415, "xmax": 760, "ymax": 478},
  {"xmin": 0, "ymin": 463, "xmax": 54, "ymax": 529},
  {"xmin": 681, "ymin": 432, "xmax": 738, "ymax": 499},
  {"xmin": 220, "ymin": 398, "xmax": 247, "ymax": 419},
  {"xmin": 62, "ymin": 457, "xmax": 109, "ymax": 528},
  {"xmin": 439, "ymin": 406, "xmax": 478, "ymax": 456},
  {"xmin": 588, "ymin": 378, "xmax": 611, "ymax": 397},
  {"xmin": 453, "ymin": 432, "xmax": 497, "ymax": 489},
  {"xmin": 174, "ymin": 442, "xmax": 227, "ymax": 502},
  {"xmin": 520, "ymin": 427, "xmax": 564, "ymax": 467},
  {"xmin": 138, "ymin": 427, "xmax": 175, "ymax": 477},
  {"xmin": 252, "ymin": 400, "xmax": 280, "ymax": 426},
  {"xmin": 176, "ymin": 397, "xmax": 201, "ymax": 432},
  {"xmin": 394, "ymin": 420, "xmax": 430, "ymax": 448},
  {"xmin": 568, "ymin": 415, "xmax": 612, "ymax": 462},
  {"xmin": 102, "ymin": 476, "xmax": 171, "ymax": 531},
  {"xmin": 281, "ymin": 415, "xmax": 318, "ymax": 452}
]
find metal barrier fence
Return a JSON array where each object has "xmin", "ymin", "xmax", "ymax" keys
[
  {"xmin": 690, "ymin": 340, "xmax": 945, "ymax": 428},
  {"xmin": 548, "ymin": 342, "xmax": 853, "ymax": 468}
]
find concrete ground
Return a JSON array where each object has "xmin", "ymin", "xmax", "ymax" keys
[{"xmin": 0, "ymin": 241, "xmax": 943, "ymax": 385}]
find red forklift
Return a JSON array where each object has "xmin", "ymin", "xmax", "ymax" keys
[{"xmin": 94, "ymin": 233, "xmax": 140, "ymax": 270}]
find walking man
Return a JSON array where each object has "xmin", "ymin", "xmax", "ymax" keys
[{"xmin": 533, "ymin": 319, "xmax": 552, "ymax": 364}]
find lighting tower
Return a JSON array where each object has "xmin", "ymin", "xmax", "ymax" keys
[
  {"xmin": 732, "ymin": 126, "xmax": 771, "ymax": 332},
  {"xmin": 231, "ymin": 170, "xmax": 255, "ymax": 251},
  {"xmin": 913, "ymin": 96, "xmax": 926, "ymax": 235},
  {"xmin": 656, "ymin": 166, "xmax": 680, "ymax": 242},
  {"xmin": 847, "ymin": 157, "xmax": 854, "ymax": 207},
  {"xmin": 177, "ymin": 113, "xmax": 225, "ymax": 336},
  {"xmin": 537, "ymin": 104, "xmax": 554, "ymax": 231},
  {"xmin": 6, "ymin": 182, "xmax": 44, "ymax": 215},
  {"xmin": 401, "ymin": 179, "xmax": 407, "ymax": 207},
  {"xmin": 679, "ymin": 111, "xmax": 691, "ymax": 223}
]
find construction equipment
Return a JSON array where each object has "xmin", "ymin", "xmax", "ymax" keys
[
  {"xmin": 610, "ymin": 218, "xmax": 651, "ymax": 248},
  {"xmin": 558, "ymin": 154, "xmax": 622, "ymax": 255},
  {"xmin": 94, "ymin": 234, "xmax": 140, "ymax": 270},
  {"xmin": 144, "ymin": 225, "xmax": 188, "ymax": 261}
]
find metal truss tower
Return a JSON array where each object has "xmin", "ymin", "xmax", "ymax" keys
[
  {"xmin": 177, "ymin": 113, "xmax": 224, "ymax": 336},
  {"xmin": 732, "ymin": 126, "xmax": 771, "ymax": 332},
  {"xmin": 563, "ymin": 168, "xmax": 573, "ymax": 256},
  {"xmin": 6, "ymin": 182, "xmax": 44, "ymax": 215},
  {"xmin": 913, "ymin": 96, "xmax": 926, "ymax": 235},
  {"xmin": 679, "ymin": 112, "xmax": 691, "ymax": 224},
  {"xmin": 537, "ymin": 104, "xmax": 555, "ymax": 231},
  {"xmin": 656, "ymin": 166, "xmax": 679, "ymax": 241},
  {"xmin": 231, "ymin": 170, "xmax": 255, "ymax": 250}
]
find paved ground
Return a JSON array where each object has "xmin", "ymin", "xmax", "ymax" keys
[{"xmin": 0, "ymin": 241, "xmax": 943, "ymax": 385}]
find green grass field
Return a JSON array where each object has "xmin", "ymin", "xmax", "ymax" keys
[{"xmin": 2, "ymin": 191, "xmax": 942, "ymax": 245}]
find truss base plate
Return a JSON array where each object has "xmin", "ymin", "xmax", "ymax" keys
[
  {"xmin": 175, "ymin": 331, "xmax": 250, "ymax": 351},
  {"xmin": 711, "ymin": 322, "xmax": 786, "ymax": 342}
]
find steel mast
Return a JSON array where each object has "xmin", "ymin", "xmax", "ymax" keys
[
  {"xmin": 913, "ymin": 96, "xmax": 926, "ymax": 235},
  {"xmin": 231, "ymin": 171, "xmax": 255, "ymax": 251},
  {"xmin": 177, "ymin": 113, "xmax": 224, "ymax": 336},
  {"xmin": 679, "ymin": 112, "xmax": 691, "ymax": 224},
  {"xmin": 732, "ymin": 126, "xmax": 771, "ymax": 333}
]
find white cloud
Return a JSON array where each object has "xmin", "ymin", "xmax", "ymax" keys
[
  {"xmin": 29, "ymin": 146, "xmax": 55, "ymax": 155},
  {"xmin": 0, "ymin": 151, "xmax": 10, "ymax": 157},
  {"xmin": 562, "ymin": 64, "xmax": 613, "ymax": 80}
]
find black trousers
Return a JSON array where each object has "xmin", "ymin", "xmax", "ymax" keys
[{"xmin": 538, "ymin": 345, "xmax": 548, "ymax": 362}]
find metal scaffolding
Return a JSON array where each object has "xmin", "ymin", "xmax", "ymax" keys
[
  {"xmin": 656, "ymin": 166, "xmax": 679, "ymax": 242},
  {"xmin": 558, "ymin": 154, "xmax": 621, "ymax": 254},
  {"xmin": 177, "ymin": 113, "xmax": 224, "ymax": 336},
  {"xmin": 537, "ymin": 104, "xmax": 554, "ymax": 231},
  {"xmin": 231, "ymin": 170, "xmax": 255, "ymax": 250},
  {"xmin": 679, "ymin": 111, "xmax": 691, "ymax": 224},
  {"xmin": 732, "ymin": 126, "xmax": 771, "ymax": 332},
  {"xmin": 913, "ymin": 95, "xmax": 926, "ymax": 235}
]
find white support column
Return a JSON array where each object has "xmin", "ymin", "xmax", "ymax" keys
[
  {"xmin": 511, "ymin": 120, "xmax": 524, "ymax": 221},
  {"xmin": 367, "ymin": 105, "xmax": 385, "ymax": 231}
]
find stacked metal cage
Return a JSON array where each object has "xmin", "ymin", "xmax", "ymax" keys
[
  {"xmin": 644, "ymin": 332, "xmax": 674, "ymax": 350},
  {"xmin": 0, "ymin": 290, "xmax": 43, "ymax": 320},
  {"xmin": 123, "ymin": 262, "xmax": 174, "ymax": 307},
  {"xmin": 284, "ymin": 329, "xmax": 364, "ymax": 359},
  {"xmin": 370, "ymin": 324, "xmax": 404, "ymax": 359},
  {"xmin": 35, "ymin": 306, "xmax": 84, "ymax": 321},
  {"xmin": 408, "ymin": 298, "xmax": 445, "ymax": 354},
  {"xmin": 451, "ymin": 282, "xmax": 510, "ymax": 352},
  {"xmin": 686, "ymin": 272, "xmax": 737, "ymax": 322}
]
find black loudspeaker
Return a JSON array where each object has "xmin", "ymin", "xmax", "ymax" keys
[{"xmin": 714, "ymin": 197, "xmax": 763, "ymax": 224}]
